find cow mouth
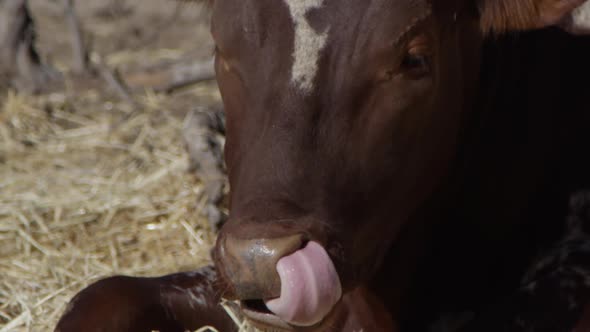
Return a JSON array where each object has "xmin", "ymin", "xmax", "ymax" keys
[
  {"xmin": 241, "ymin": 300, "xmax": 295, "ymax": 331},
  {"xmin": 239, "ymin": 241, "xmax": 343, "ymax": 330}
]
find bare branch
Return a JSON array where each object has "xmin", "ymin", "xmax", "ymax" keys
[
  {"xmin": 0, "ymin": 0, "xmax": 62, "ymax": 93},
  {"xmin": 97, "ymin": 64, "xmax": 136, "ymax": 105},
  {"xmin": 124, "ymin": 58, "xmax": 216, "ymax": 94},
  {"xmin": 64, "ymin": 0, "xmax": 89, "ymax": 73}
]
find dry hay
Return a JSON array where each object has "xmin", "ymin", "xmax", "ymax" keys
[{"xmin": 0, "ymin": 88, "xmax": 250, "ymax": 331}]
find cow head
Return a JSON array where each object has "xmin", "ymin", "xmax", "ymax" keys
[{"xmin": 208, "ymin": 0, "xmax": 585, "ymax": 330}]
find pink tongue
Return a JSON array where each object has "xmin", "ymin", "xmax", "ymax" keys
[{"xmin": 264, "ymin": 241, "xmax": 342, "ymax": 326}]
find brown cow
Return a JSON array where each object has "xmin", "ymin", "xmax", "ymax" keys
[{"xmin": 56, "ymin": 0, "xmax": 590, "ymax": 331}]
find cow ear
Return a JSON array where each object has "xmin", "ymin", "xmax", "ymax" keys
[
  {"xmin": 478, "ymin": 0, "xmax": 589, "ymax": 34},
  {"xmin": 562, "ymin": 1, "xmax": 590, "ymax": 35}
]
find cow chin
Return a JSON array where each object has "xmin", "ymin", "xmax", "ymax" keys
[{"xmin": 242, "ymin": 299, "xmax": 350, "ymax": 332}]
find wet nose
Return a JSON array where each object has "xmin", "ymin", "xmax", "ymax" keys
[{"xmin": 214, "ymin": 233, "xmax": 305, "ymax": 300}]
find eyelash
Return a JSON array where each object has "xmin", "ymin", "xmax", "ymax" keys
[{"xmin": 402, "ymin": 53, "xmax": 429, "ymax": 69}]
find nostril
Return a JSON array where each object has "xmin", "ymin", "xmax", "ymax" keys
[{"xmin": 215, "ymin": 233, "xmax": 307, "ymax": 300}]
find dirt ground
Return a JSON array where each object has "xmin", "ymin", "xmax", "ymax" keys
[{"xmin": 0, "ymin": 1, "xmax": 225, "ymax": 331}]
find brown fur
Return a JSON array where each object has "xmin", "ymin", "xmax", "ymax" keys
[{"xmin": 477, "ymin": 0, "xmax": 540, "ymax": 34}]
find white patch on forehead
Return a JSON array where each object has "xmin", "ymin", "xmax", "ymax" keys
[{"xmin": 284, "ymin": 0, "xmax": 329, "ymax": 93}]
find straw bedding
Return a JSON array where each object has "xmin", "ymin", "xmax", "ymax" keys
[
  {"xmin": 0, "ymin": 88, "xmax": 233, "ymax": 331},
  {"xmin": 0, "ymin": 0, "xmax": 261, "ymax": 329}
]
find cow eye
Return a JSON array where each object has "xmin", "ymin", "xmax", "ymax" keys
[
  {"xmin": 401, "ymin": 53, "xmax": 429, "ymax": 71},
  {"xmin": 400, "ymin": 34, "xmax": 432, "ymax": 77}
]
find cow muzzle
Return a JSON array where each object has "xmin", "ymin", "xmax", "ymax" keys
[{"xmin": 214, "ymin": 232, "xmax": 342, "ymax": 327}]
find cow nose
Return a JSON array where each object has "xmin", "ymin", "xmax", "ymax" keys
[{"xmin": 215, "ymin": 233, "xmax": 305, "ymax": 300}]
